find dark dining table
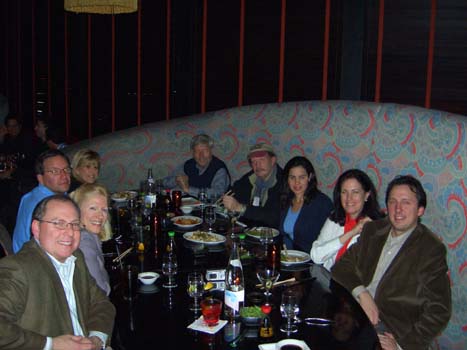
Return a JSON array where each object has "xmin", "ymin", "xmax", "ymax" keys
[{"xmin": 105, "ymin": 205, "xmax": 381, "ymax": 350}]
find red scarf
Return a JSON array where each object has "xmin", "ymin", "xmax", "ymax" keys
[{"xmin": 335, "ymin": 214, "xmax": 358, "ymax": 261}]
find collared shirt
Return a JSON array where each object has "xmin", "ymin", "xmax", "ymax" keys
[
  {"xmin": 163, "ymin": 162, "xmax": 230, "ymax": 198},
  {"xmin": 42, "ymin": 250, "xmax": 107, "ymax": 350},
  {"xmin": 12, "ymin": 184, "xmax": 55, "ymax": 253},
  {"xmin": 366, "ymin": 228, "xmax": 413, "ymax": 298}
]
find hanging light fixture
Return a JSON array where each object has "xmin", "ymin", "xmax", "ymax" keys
[{"xmin": 64, "ymin": 0, "xmax": 137, "ymax": 14}]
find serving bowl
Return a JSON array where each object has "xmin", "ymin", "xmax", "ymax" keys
[
  {"xmin": 180, "ymin": 205, "xmax": 193, "ymax": 214},
  {"xmin": 138, "ymin": 271, "xmax": 160, "ymax": 285},
  {"xmin": 241, "ymin": 315, "xmax": 263, "ymax": 327}
]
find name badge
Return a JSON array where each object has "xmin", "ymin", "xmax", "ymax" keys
[{"xmin": 252, "ymin": 196, "xmax": 260, "ymax": 207}]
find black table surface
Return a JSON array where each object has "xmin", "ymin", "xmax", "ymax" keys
[{"xmin": 104, "ymin": 208, "xmax": 380, "ymax": 350}]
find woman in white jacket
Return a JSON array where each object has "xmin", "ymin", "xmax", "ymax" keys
[{"xmin": 310, "ymin": 169, "xmax": 384, "ymax": 271}]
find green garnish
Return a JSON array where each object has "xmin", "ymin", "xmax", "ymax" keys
[{"xmin": 240, "ymin": 305, "xmax": 264, "ymax": 318}]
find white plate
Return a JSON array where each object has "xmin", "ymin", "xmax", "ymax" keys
[
  {"xmin": 245, "ymin": 227, "xmax": 280, "ymax": 239},
  {"xmin": 281, "ymin": 250, "xmax": 311, "ymax": 266},
  {"xmin": 181, "ymin": 197, "xmax": 202, "ymax": 207},
  {"xmin": 183, "ymin": 231, "xmax": 226, "ymax": 245},
  {"xmin": 171, "ymin": 215, "xmax": 203, "ymax": 229},
  {"xmin": 111, "ymin": 190, "xmax": 138, "ymax": 202}
]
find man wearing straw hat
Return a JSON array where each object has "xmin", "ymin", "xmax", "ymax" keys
[{"xmin": 223, "ymin": 142, "xmax": 283, "ymax": 229}]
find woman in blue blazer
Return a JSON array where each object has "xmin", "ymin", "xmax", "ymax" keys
[{"xmin": 279, "ymin": 156, "xmax": 333, "ymax": 252}]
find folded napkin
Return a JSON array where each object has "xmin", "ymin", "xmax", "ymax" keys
[{"xmin": 187, "ymin": 315, "xmax": 228, "ymax": 334}]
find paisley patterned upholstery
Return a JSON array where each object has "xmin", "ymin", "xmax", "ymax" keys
[{"xmin": 65, "ymin": 100, "xmax": 466, "ymax": 348}]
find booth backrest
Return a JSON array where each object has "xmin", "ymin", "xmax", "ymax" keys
[{"xmin": 65, "ymin": 100, "xmax": 466, "ymax": 349}]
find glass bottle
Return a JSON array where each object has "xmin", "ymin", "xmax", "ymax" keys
[
  {"xmin": 259, "ymin": 304, "xmax": 274, "ymax": 339},
  {"xmin": 164, "ymin": 189, "xmax": 173, "ymax": 215},
  {"xmin": 224, "ymin": 239, "xmax": 245, "ymax": 321},
  {"xmin": 145, "ymin": 168, "xmax": 156, "ymax": 208},
  {"xmin": 162, "ymin": 231, "xmax": 178, "ymax": 288}
]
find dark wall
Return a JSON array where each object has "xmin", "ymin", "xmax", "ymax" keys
[{"xmin": 0, "ymin": 0, "xmax": 466, "ymax": 142}]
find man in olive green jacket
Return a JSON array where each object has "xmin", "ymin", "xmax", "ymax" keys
[
  {"xmin": 332, "ymin": 175, "xmax": 451, "ymax": 350},
  {"xmin": 0, "ymin": 195, "xmax": 115, "ymax": 349}
]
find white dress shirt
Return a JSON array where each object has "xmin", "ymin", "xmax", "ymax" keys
[{"xmin": 43, "ymin": 252, "xmax": 107, "ymax": 350}]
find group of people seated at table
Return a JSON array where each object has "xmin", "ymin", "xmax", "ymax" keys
[
  {"xmin": 160, "ymin": 133, "xmax": 452, "ymax": 350},
  {"xmin": 0, "ymin": 131, "xmax": 452, "ymax": 350},
  {"xmin": 0, "ymin": 146, "xmax": 116, "ymax": 349}
]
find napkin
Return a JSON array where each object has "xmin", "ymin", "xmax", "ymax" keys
[{"xmin": 187, "ymin": 315, "xmax": 228, "ymax": 334}]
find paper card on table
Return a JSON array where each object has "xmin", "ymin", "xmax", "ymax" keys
[{"xmin": 187, "ymin": 315, "xmax": 227, "ymax": 334}]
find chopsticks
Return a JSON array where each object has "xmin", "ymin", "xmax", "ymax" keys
[
  {"xmin": 255, "ymin": 277, "xmax": 296, "ymax": 288},
  {"xmin": 214, "ymin": 190, "xmax": 234, "ymax": 206},
  {"xmin": 112, "ymin": 246, "xmax": 133, "ymax": 263}
]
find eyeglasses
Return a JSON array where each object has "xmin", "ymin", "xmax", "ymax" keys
[
  {"xmin": 44, "ymin": 167, "xmax": 72, "ymax": 176},
  {"xmin": 37, "ymin": 219, "xmax": 81, "ymax": 231}
]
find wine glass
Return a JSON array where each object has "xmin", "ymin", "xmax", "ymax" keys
[
  {"xmin": 256, "ymin": 267, "xmax": 280, "ymax": 298},
  {"xmin": 205, "ymin": 205, "xmax": 216, "ymax": 232},
  {"xmin": 198, "ymin": 188, "xmax": 208, "ymax": 210},
  {"xmin": 227, "ymin": 209, "xmax": 241, "ymax": 238},
  {"xmin": 187, "ymin": 272, "xmax": 205, "ymax": 311},
  {"xmin": 259, "ymin": 227, "xmax": 274, "ymax": 259},
  {"xmin": 162, "ymin": 254, "xmax": 178, "ymax": 288},
  {"xmin": 280, "ymin": 289, "xmax": 300, "ymax": 333}
]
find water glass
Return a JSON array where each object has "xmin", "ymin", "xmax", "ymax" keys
[
  {"xmin": 260, "ymin": 227, "xmax": 274, "ymax": 259},
  {"xmin": 205, "ymin": 205, "xmax": 216, "ymax": 232},
  {"xmin": 198, "ymin": 188, "xmax": 208, "ymax": 208},
  {"xmin": 162, "ymin": 254, "xmax": 178, "ymax": 288},
  {"xmin": 187, "ymin": 272, "xmax": 205, "ymax": 311},
  {"xmin": 280, "ymin": 289, "xmax": 300, "ymax": 333},
  {"xmin": 121, "ymin": 265, "xmax": 138, "ymax": 300}
]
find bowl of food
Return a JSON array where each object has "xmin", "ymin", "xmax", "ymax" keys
[
  {"xmin": 240, "ymin": 305, "xmax": 264, "ymax": 327},
  {"xmin": 275, "ymin": 339, "xmax": 310, "ymax": 350},
  {"xmin": 138, "ymin": 271, "xmax": 160, "ymax": 285},
  {"xmin": 171, "ymin": 215, "xmax": 203, "ymax": 229},
  {"xmin": 180, "ymin": 205, "xmax": 193, "ymax": 214}
]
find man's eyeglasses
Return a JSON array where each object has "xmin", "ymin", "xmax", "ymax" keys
[
  {"xmin": 44, "ymin": 167, "xmax": 72, "ymax": 176},
  {"xmin": 37, "ymin": 219, "xmax": 81, "ymax": 231}
]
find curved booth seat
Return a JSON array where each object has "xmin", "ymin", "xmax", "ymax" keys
[{"xmin": 65, "ymin": 100, "xmax": 467, "ymax": 349}]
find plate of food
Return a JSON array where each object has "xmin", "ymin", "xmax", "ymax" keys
[
  {"xmin": 183, "ymin": 230, "xmax": 226, "ymax": 245},
  {"xmin": 181, "ymin": 197, "xmax": 202, "ymax": 207},
  {"xmin": 111, "ymin": 190, "xmax": 138, "ymax": 202},
  {"xmin": 171, "ymin": 215, "xmax": 203, "ymax": 229},
  {"xmin": 245, "ymin": 227, "xmax": 280, "ymax": 239},
  {"xmin": 281, "ymin": 250, "xmax": 311, "ymax": 266}
]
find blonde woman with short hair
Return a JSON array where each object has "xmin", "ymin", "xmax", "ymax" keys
[{"xmin": 70, "ymin": 149, "xmax": 101, "ymax": 192}]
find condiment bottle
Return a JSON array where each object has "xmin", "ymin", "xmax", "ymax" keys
[{"xmin": 259, "ymin": 304, "xmax": 274, "ymax": 339}]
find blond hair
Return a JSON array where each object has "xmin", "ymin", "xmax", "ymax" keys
[
  {"xmin": 70, "ymin": 183, "xmax": 113, "ymax": 241},
  {"xmin": 71, "ymin": 149, "xmax": 101, "ymax": 183}
]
